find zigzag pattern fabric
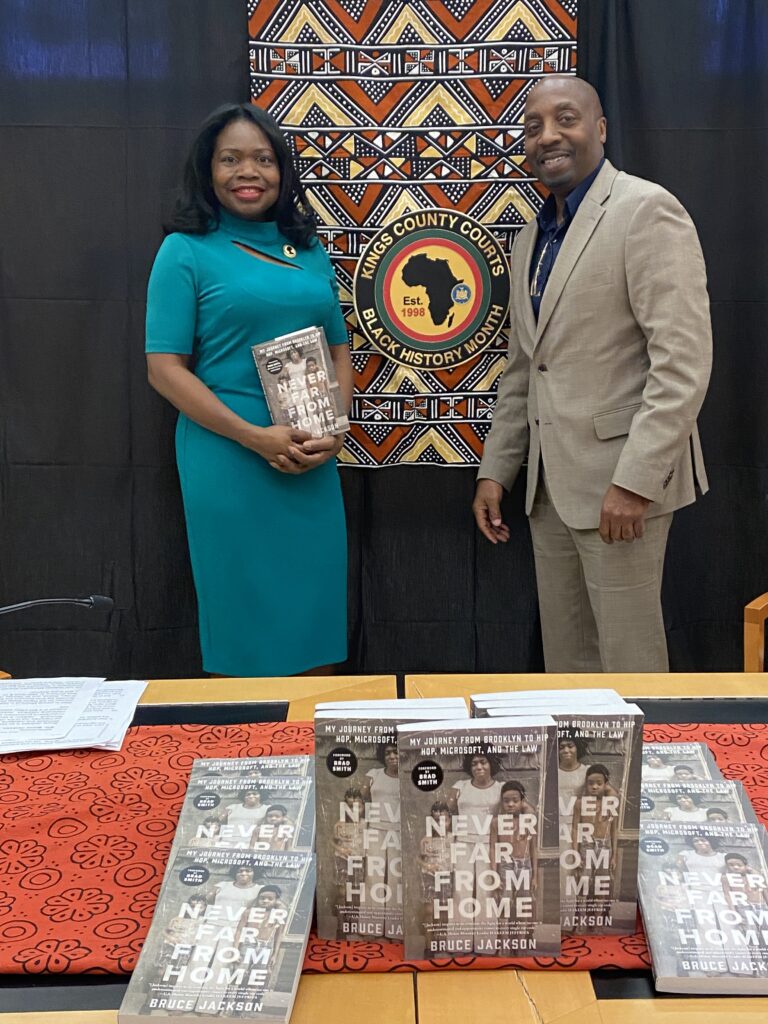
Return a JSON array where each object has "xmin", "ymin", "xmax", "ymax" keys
[{"xmin": 248, "ymin": 0, "xmax": 577, "ymax": 466}]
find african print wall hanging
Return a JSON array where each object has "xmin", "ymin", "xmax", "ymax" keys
[{"xmin": 248, "ymin": 0, "xmax": 577, "ymax": 466}]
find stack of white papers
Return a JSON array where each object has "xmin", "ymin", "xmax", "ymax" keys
[{"xmin": 0, "ymin": 677, "xmax": 147, "ymax": 754}]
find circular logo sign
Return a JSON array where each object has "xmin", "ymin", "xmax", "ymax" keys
[
  {"xmin": 193, "ymin": 792, "xmax": 221, "ymax": 811},
  {"xmin": 179, "ymin": 864, "xmax": 210, "ymax": 886},
  {"xmin": 639, "ymin": 836, "xmax": 669, "ymax": 857},
  {"xmin": 411, "ymin": 759, "xmax": 443, "ymax": 792},
  {"xmin": 327, "ymin": 746, "xmax": 357, "ymax": 778},
  {"xmin": 353, "ymin": 209, "xmax": 510, "ymax": 370}
]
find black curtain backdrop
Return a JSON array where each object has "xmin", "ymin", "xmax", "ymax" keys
[
  {"xmin": 579, "ymin": 0, "xmax": 768, "ymax": 671},
  {"xmin": 0, "ymin": 1, "xmax": 762, "ymax": 680},
  {"xmin": 0, "ymin": 0, "xmax": 250, "ymax": 677}
]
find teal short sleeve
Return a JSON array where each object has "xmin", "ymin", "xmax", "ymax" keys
[
  {"xmin": 146, "ymin": 234, "xmax": 199, "ymax": 355},
  {"xmin": 317, "ymin": 244, "xmax": 349, "ymax": 347}
]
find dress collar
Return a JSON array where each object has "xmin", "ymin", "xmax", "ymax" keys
[{"xmin": 216, "ymin": 208, "xmax": 282, "ymax": 247}]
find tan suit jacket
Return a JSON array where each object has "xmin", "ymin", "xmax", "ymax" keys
[{"xmin": 479, "ymin": 160, "xmax": 712, "ymax": 529}]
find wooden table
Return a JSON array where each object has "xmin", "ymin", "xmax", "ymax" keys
[
  {"xmin": 405, "ymin": 671, "xmax": 768, "ymax": 700},
  {"xmin": 3, "ymin": 672, "xmax": 767, "ymax": 1023},
  {"xmin": 401, "ymin": 672, "xmax": 768, "ymax": 1022}
]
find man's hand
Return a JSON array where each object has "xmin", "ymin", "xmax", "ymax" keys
[
  {"xmin": 472, "ymin": 479, "xmax": 510, "ymax": 544},
  {"xmin": 599, "ymin": 484, "xmax": 651, "ymax": 544}
]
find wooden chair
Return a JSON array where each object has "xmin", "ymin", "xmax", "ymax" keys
[{"xmin": 744, "ymin": 592, "xmax": 768, "ymax": 671}]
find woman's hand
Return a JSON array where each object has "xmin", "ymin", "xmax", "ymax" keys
[
  {"xmin": 238, "ymin": 424, "xmax": 310, "ymax": 472},
  {"xmin": 299, "ymin": 433, "xmax": 345, "ymax": 466},
  {"xmin": 268, "ymin": 432, "xmax": 345, "ymax": 474},
  {"xmin": 240, "ymin": 425, "xmax": 345, "ymax": 474}
]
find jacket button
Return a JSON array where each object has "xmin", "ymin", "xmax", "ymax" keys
[
  {"xmin": 537, "ymin": 363, "xmax": 548, "ymax": 372},
  {"xmin": 535, "ymin": 418, "xmax": 540, "ymax": 426}
]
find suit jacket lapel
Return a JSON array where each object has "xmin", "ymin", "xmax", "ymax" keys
[
  {"xmin": 534, "ymin": 160, "xmax": 618, "ymax": 345},
  {"xmin": 517, "ymin": 223, "xmax": 538, "ymax": 344}
]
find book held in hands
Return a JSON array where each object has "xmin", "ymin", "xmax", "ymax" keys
[{"xmin": 252, "ymin": 325, "xmax": 348, "ymax": 438}]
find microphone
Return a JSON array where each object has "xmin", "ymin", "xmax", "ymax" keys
[{"xmin": 0, "ymin": 595, "xmax": 114, "ymax": 617}]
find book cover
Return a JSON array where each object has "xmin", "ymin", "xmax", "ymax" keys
[
  {"xmin": 314, "ymin": 707, "xmax": 467, "ymax": 943},
  {"xmin": 118, "ymin": 847, "xmax": 315, "ymax": 1023},
  {"xmin": 316, "ymin": 698, "xmax": 468, "ymax": 711},
  {"xmin": 397, "ymin": 716, "xmax": 560, "ymax": 961},
  {"xmin": 641, "ymin": 742, "xmax": 722, "ymax": 783},
  {"xmin": 251, "ymin": 325, "xmax": 349, "ymax": 438},
  {"xmin": 470, "ymin": 688, "xmax": 624, "ymax": 716},
  {"xmin": 641, "ymin": 780, "xmax": 758, "ymax": 827},
  {"xmin": 172, "ymin": 774, "xmax": 314, "ymax": 854},
  {"xmin": 489, "ymin": 704, "xmax": 645, "ymax": 935},
  {"xmin": 638, "ymin": 821, "xmax": 768, "ymax": 993},
  {"xmin": 189, "ymin": 756, "xmax": 313, "ymax": 780}
]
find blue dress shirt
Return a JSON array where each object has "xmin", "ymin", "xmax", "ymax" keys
[{"xmin": 528, "ymin": 159, "xmax": 604, "ymax": 321}]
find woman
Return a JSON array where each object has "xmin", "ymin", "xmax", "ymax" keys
[
  {"xmin": 677, "ymin": 833, "xmax": 726, "ymax": 874},
  {"xmin": 224, "ymin": 789, "xmax": 268, "ymax": 829},
  {"xmin": 557, "ymin": 733, "xmax": 590, "ymax": 833},
  {"xmin": 643, "ymin": 751, "xmax": 674, "ymax": 781},
  {"xmin": 361, "ymin": 742, "xmax": 402, "ymax": 939},
  {"xmin": 664, "ymin": 791, "xmax": 708, "ymax": 823},
  {"xmin": 447, "ymin": 749, "xmax": 503, "ymax": 952},
  {"xmin": 146, "ymin": 103, "xmax": 353, "ymax": 676},
  {"xmin": 193, "ymin": 864, "xmax": 264, "ymax": 1013}
]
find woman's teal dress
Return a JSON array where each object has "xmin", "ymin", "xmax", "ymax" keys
[{"xmin": 145, "ymin": 210, "xmax": 348, "ymax": 675}]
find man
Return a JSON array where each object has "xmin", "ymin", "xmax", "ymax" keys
[{"xmin": 472, "ymin": 76, "xmax": 711, "ymax": 672}]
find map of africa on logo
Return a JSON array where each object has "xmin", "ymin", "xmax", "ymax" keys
[
  {"xmin": 354, "ymin": 210, "xmax": 511, "ymax": 371},
  {"xmin": 400, "ymin": 252, "xmax": 463, "ymax": 327}
]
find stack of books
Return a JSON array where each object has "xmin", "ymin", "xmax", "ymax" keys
[
  {"xmin": 118, "ymin": 755, "xmax": 315, "ymax": 1023},
  {"xmin": 481, "ymin": 688, "xmax": 645, "ymax": 936},
  {"xmin": 120, "ymin": 697, "xmax": 768, "ymax": 1016},
  {"xmin": 314, "ymin": 689, "xmax": 644, "ymax": 960},
  {"xmin": 637, "ymin": 741, "xmax": 768, "ymax": 993},
  {"xmin": 313, "ymin": 698, "xmax": 468, "ymax": 943},
  {"xmin": 397, "ymin": 713, "xmax": 560, "ymax": 959}
]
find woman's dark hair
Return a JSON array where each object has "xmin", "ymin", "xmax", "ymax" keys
[
  {"xmin": 461, "ymin": 748, "xmax": 501, "ymax": 777},
  {"xmin": 164, "ymin": 103, "xmax": 317, "ymax": 247},
  {"xmin": 674, "ymin": 790, "xmax": 700, "ymax": 806},
  {"xmin": 687, "ymin": 833, "xmax": 718, "ymax": 850},
  {"xmin": 376, "ymin": 742, "xmax": 399, "ymax": 765},
  {"xmin": 500, "ymin": 780, "xmax": 526, "ymax": 799},
  {"xmin": 229, "ymin": 863, "xmax": 256, "ymax": 879},
  {"xmin": 558, "ymin": 732, "xmax": 589, "ymax": 760},
  {"xmin": 239, "ymin": 788, "xmax": 262, "ymax": 801},
  {"xmin": 644, "ymin": 751, "xmax": 667, "ymax": 764}
]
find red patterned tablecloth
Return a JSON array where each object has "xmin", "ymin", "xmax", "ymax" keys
[{"xmin": 0, "ymin": 721, "xmax": 766, "ymax": 977}]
